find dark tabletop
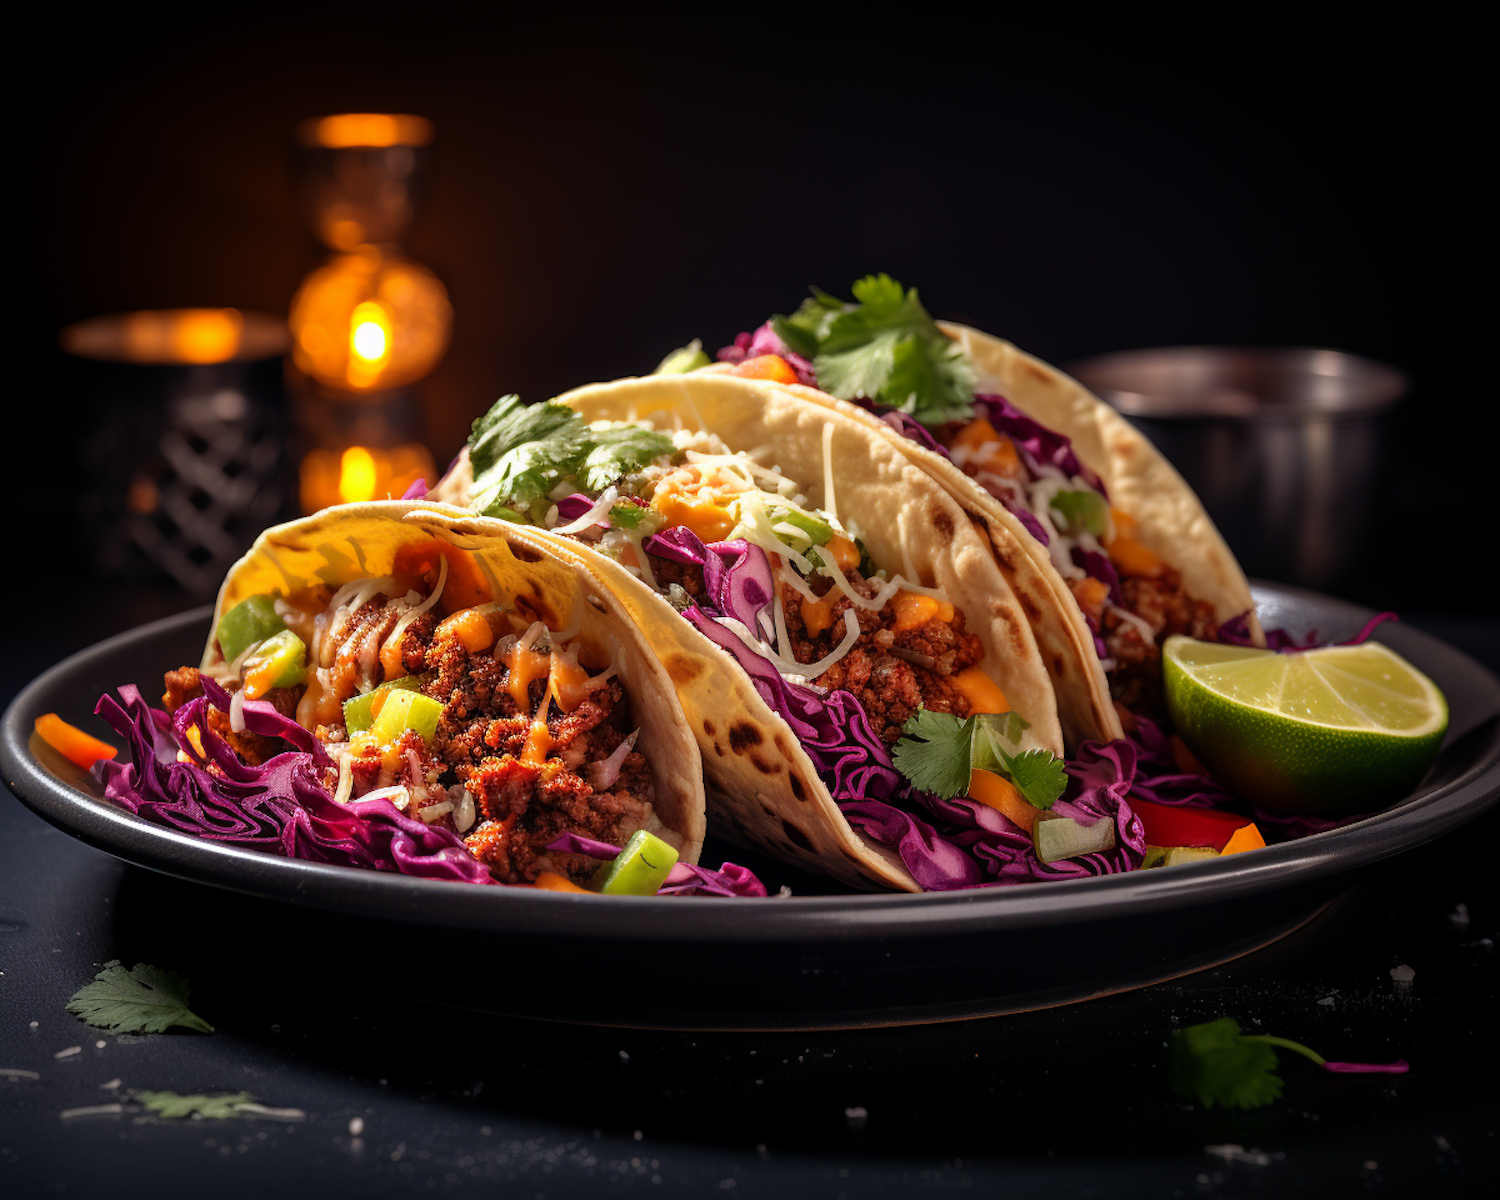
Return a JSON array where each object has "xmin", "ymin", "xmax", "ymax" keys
[{"xmin": 3, "ymin": 606, "xmax": 1497, "ymax": 1199}]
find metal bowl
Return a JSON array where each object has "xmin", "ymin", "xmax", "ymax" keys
[{"xmin": 1066, "ymin": 346, "xmax": 1407, "ymax": 589}]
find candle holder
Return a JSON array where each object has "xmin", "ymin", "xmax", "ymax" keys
[
  {"xmin": 287, "ymin": 113, "xmax": 451, "ymax": 512},
  {"xmin": 61, "ymin": 309, "xmax": 292, "ymax": 596}
]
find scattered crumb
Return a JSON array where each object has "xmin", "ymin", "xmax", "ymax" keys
[
  {"xmin": 1363, "ymin": 1160, "xmax": 1379, "ymax": 1170},
  {"xmin": 1449, "ymin": 903, "xmax": 1469, "ymax": 929},
  {"xmin": 60, "ymin": 1104, "xmax": 124, "ymax": 1120},
  {"xmin": 1205, "ymin": 1144, "xmax": 1282, "ymax": 1166},
  {"xmin": 1390, "ymin": 964, "xmax": 1416, "ymax": 983},
  {"xmin": 100, "ymin": 1078, "xmax": 121, "ymax": 1090},
  {"xmin": 54, "ymin": 1046, "xmax": 82, "ymax": 1059},
  {"xmin": 28, "ymin": 1021, "xmax": 38, "ymax": 1031},
  {"xmin": 95, "ymin": 1040, "xmax": 106, "ymax": 1050},
  {"xmin": 1317, "ymin": 995, "xmax": 1335, "ymax": 1006},
  {"xmin": 845, "ymin": 1106, "xmax": 869, "ymax": 1129},
  {"xmin": 349, "ymin": 1117, "xmax": 364, "ymax": 1136},
  {"xmin": 633, "ymin": 1130, "xmax": 644, "ymax": 1141},
  {"xmin": 1, "ymin": 1068, "xmax": 41, "ymax": 1081}
]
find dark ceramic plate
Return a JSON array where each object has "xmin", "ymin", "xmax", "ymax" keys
[{"xmin": 4, "ymin": 585, "xmax": 1499, "ymax": 1030}]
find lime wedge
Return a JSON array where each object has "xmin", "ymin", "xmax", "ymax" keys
[{"xmin": 1162, "ymin": 635, "xmax": 1448, "ymax": 818}]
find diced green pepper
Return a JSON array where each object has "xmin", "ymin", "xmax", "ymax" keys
[
  {"xmin": 591, "ymin": 829, "xmax": 679, "ymax": 895},
  {"xmin": 773, "ymin": 507, "xmax": 835, "ymax": 546},
  {"xmin": 243, "ymin": 629, "xmax": 307, "ymax": 690},
  {"xmin": 217, "ymin": 595, "xmax": 287, "ymax": 664},
  {"xmin": 369, "ymin": 688, "xmax": 445, "ymax": 745},
  {"xmin": 1049, "ymin": 490, "xmax": 1110, "ymax": 538},
  {"xmin": 343, "ymin": 676, "xmax": 426, "ymax": 734},
  {"xmin": 1162, "ymin": 845, "xmax": 1219, "ymax": 867},
  {"xmin": 654, "ymin": 341, "xmax": 712, "ymax": 375},
  {"xmin": 1033, "ymin": 811, "xmax": 1117, "ymax": 863}
]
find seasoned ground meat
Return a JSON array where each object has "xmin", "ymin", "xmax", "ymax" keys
[
  {"xmin": 418, "ymin": 623, "xmax": 653, "ymax": 885},
  {"xmin": 779, "ymin": 573, "xmax": 984, "ymax": 743},
  {"xmin": 1103, "ymin": 567, "xmax": 1219, "ymax": 722},
  {"xmin": 162, "ymin": 665, "xmax": 304, "ymax": 766},
  {"xmin": 647, "ymin": 553, "xmax": 708, "ymax": 603}
]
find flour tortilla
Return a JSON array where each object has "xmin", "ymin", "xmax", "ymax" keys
[
  {"xmin": 433, "ymin": 373, "xmax": 1071, "ymax": 891},
  {"xmin": 206, "ymin": 500, "xmax": 707, "ymax": 864}
]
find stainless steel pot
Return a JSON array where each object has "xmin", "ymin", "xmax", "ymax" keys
[{"xmin": 1064, "ymin": 346, "xmax": 1406, "ymax": 590}]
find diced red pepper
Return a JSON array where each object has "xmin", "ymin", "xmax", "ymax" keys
[
  {"xmin": 1131, "ymin": 798, "xmax": 1256, "ymax": 851},
  {"xmin": 34, "ymin": 713, "xmax": 118, "ymax": 771}
]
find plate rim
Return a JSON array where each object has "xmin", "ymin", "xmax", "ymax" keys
[{"xmin": 5, "ymin": 589, "xmax": 1499, "ymax": 943}]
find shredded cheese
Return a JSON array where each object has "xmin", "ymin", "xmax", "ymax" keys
[
  {"xmin": 552, "ymin": 486, "xmax": 619, "ymax": 535},
  {"xmin": 717, "ymin": 609, "xmax": 861, "ymax": 679},
  {"xmin": 380, "ymin": 556, "xmax": 448, "ymax": 662},
  {"xmin": 228, "ymin": 687, "xmax": 247, "ymax": 733}
]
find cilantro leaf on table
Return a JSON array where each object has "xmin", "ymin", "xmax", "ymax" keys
[
  {"xmin": 892, "ymin": 708, "xmax": 1066, "ymax": 808},
  {"xmin": 466, "ymin": 395, "xmax": 673, "ymax": 517},
  {"xmin": 137, "ymin": 1091, "xmax": 255, "ymax": 1120},
  {"xmin": 66, "ymin": 961, "xmax": 213, "ymax": 1034},
  {"xmin": 773, "ymin": 275, "xmax": 976, "ymax": 427},
  {"xmin": 1169, "ymin": 1018, "xmax": 1283, "ymax": 1109}
]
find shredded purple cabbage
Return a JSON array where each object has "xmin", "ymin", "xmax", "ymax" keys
[
  {"xmin": 544, "ymin": 832, "xmax": 768, "ymax": 896},
  {"xmin": 555, "ymin": 493, "xmax": 598, "ymax": 525},
  {"xmin": 974, "ymin": 395, "xmax": 1108, "ymax": 497},
  {"xmin": 717, "ymin": 322, "xmax": 818, "ymax": 387},
  {"xmin": 1219, "ymin": 610, "xmax": 1398, "ymax": 654},
  {"xmin": 646, "ymin": 528, "xmax": 774, "ymax": 630},
  {"xmin": 94, "ymin": 684, "xmax": 493, "ymax": 883},
  {"xmin": 400, "ymin": 477, "xmax": 430, "ymax": 501}
]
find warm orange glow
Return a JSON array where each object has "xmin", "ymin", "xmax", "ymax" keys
[
  {"xmin": 339, "ymin": 446, "xmax": 379, "ymax": 502},
  {"xmin": 289, "ymin": 250, "xmax": 451, "ymax": 392},
  {"xmin": 299, "ymin": 443, "xmax": 437, "ymax": 514},
  {"xmin": 61, "ymin": 310, "xmax": 287, "ymax": 365},
  {"xmin": 302, "ymin": 113, "xmax": 435, "ymax": 149},
  {"xmin": 70, "ymin": 309, "xmax": 246, "ymax": 364}
]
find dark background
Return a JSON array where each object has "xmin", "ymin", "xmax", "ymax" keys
[{"xmin": 17, "ymin": 13, "xmax": 1485, "ymax": 617}]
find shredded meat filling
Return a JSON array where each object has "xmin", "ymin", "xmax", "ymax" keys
[{"xmin": 1103, "ymin": 567, "xmax": 1219, "ymax": 721}]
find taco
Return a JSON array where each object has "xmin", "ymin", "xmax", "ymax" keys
[
  {"xmin": 699, "ymin": 275, "xmax": 1264, "ymax": 749},
  {"xmin": 429, "ymin": 374, "xmax": 1144, "ymax": 892},
  {"xmin": 94, "ymin": 502, "xmax": 709, "ymax": 888}
]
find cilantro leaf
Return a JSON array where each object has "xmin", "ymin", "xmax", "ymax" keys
[
  {"xmin": 67, "ymin": 961, "xmax": 213, "ymax": 1034},
  {"xmin": 465, "ymin": 395, "xmax": 674, "ymax": 517},
  {"xmin": 609, "ymin": 500, "xmax": 657, "ymax": 530},
  {"xmin": 892, "ymin": 708, "xmax": 1064, "ymax": 806},
  {"xmin": 774, "ymin": 275, "xmax": 975, "ymax": 427},
  {"xmin": 576, "ymin": 425, "xmax": 676, "ymax": 494},
  {"xmin": 138, "ymin": 1091, "xmax": 254, "ymax": 1120},
  {"xmin": 892, "ymin": 709, "xmax": 974, "ymax": 800},
  {"xmin": 468, "ymin": 395, "xmax": 586, "ymax": 513},
  {"xmin": 1169, "ymin": 1019, "xmax": 1284, "ymax": 1110}
]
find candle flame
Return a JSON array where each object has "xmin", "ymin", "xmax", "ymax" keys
[{"xmin": 338, "ymin": 447, "xmax": 379, "ymax": 503}]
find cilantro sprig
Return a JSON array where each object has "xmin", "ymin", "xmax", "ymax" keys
[
  {"xmin": 67, "ymin": 961, "xmax": 213, "ymax": 1035},
  {"xmin": 467, "ymin": 395, "xmax": 675, "ymax": 517},
  {"xmin": 771, "ymin": 275, "xmax": 976, "ymax": 427},
  {"xmin": 1168, "ymin": 1018, "xmax": 1407, "ymax": 1109},
  {"xmin": 891, "ymin": 708, "xmax": 1067, "ymax": 808}
]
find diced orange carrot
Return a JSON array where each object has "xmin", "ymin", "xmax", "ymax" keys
[
  {"xmin": 1220, "ymin": 824, "xmax": 1266, "ymax": 856},
  {"xmin": 800, "ymin": 594, "xmax": 836, "ymax": 638},
  {"xmin": 436, "ymin": 607, "xmax": 495, "ymax": 653},
  {"xmin": 652, "ymin": 491, "xmax": 736, "ymax": 543},
  {"xmin": 34, "ymin": 713, "xmax": 118, "ymax": 771},
  {"xmin": 826, "ymin": 535, "xmax": 860, "ymax": 572},
  {"xmin": 1170, "ymin": 734, "xmax": 1208, "ymax": 777},
  {"xmin": 242, "ymin": 657, "xmax": 282, "ymax": 700},
  {"xmin": 732, "ymin": 355, "xmax": 800, "ymax": 385},
  {"xmin": 1108, "ymin": 507, "xmax": 1139, "ymax": 540},
  {"xmin": 968, "ymin": 768, "xmax": 1037, "ymax": 832},
  {"xmin": 951, "ymin": 666, "xmax": 1009, "ymax": 714},
  {"xmin": 532, "ymin": 871, "xmax": 595, "ymax": 894},
  {"xmin": 1070, "ymin": 576, "xmax": 1110, "ymax": 622},
  {"xmin": 1107, "ymin": 535, "xmax": 1165, "ymax": 578},
  {"xmin": 891, "ymin": 591, "xmax": 956, "ymax": 632}
]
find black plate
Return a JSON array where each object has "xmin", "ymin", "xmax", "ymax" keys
[{"xmin": 5, "ymin": 584, "xmax": 1499, "ymax": 1030}]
